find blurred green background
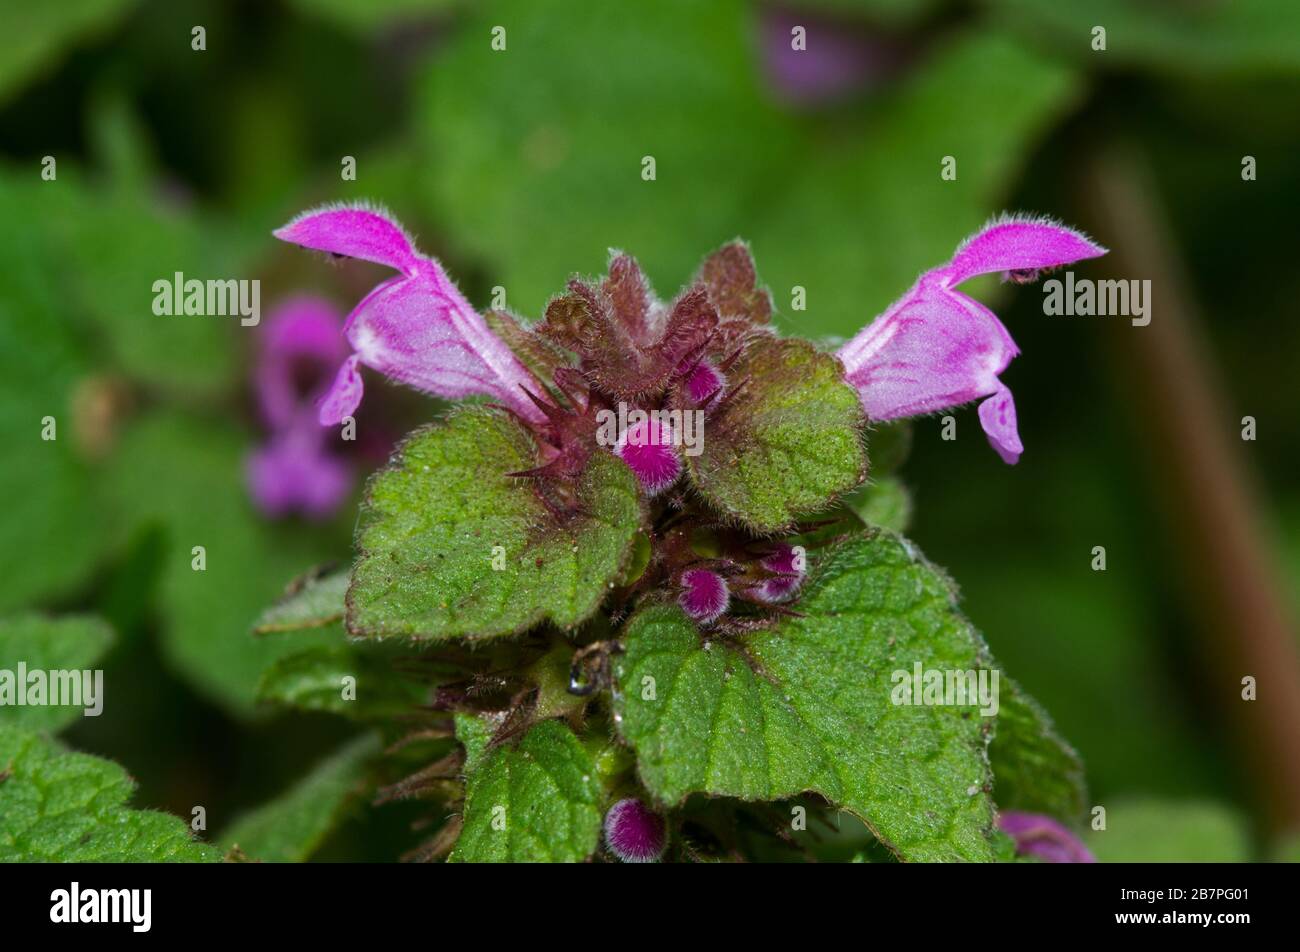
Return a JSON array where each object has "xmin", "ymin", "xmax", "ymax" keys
[{"xmin": 2, "ymin": 0, "xmax": 1298, "ymax": 861}]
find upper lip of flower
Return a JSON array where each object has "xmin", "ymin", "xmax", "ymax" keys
[
  {"xmin": 837, "ymin": 214, "xmax": 1107, "ymax": 464},
  {"xmin": 273, "ymin": 202, "xmax": 546, "ymax": 427}
]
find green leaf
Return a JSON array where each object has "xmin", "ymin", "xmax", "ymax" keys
[
  {"xmin": 219, "ymin": 733, "xmax": 381, "ymax": 863},
  {"xmin": 254, "ymin": 569, "xmax": 348, "ymax": 634},
  {"xmin": 0, "ymin": 725, "xmax": 219, "ymax": 861},
  {"xmin": 988, "ymin": 676, "xmax": 1087, "ymax": 823},
  {"xmin": 0, "ymin": 0, "xmax": 135, "ymax": 107},
  {"xmin": 450, "ymin": 719, "xmax": 603, "ymax": 863},
  {"xmin": 989, "ymin": 0, "xmax": 1300, "ymax": 75},
  {"xmin": 349, "ymin": 408, "xmax": 642, "ymax": 640},
  {"xmin": 614, "ymin": 530, "xmax": 998, "ymax": 862},
  {"xmin": 256, "ymin": 635, "xmax": 428, "ymax": 721},
  {"xmin": 0, "ymin": 615, "xmax": 113, "ymax": 733},
  {"xmin": 0, "ymin": 172, "xmax": 114, "ymax": 611},
  {"xmin": 107, "ymin": 411, "xmax": 342, "ymax": 715},
  {"xmin": 844, "ymin": 474, "xmax": 913, "ymax": 532},
  {"xmin": 1086, "ymin": 800, "xmax": 1251, "ymax": 863},
  {"xmin": 749, "ymin": 31, "xmax": 1081, "ymax": 338},
  {"xmin": 419, "ymin": 0, "xmax": 794, "ymax": 319},
  {"xmin": 687, "ymin": 338, "xmax": 865, "ymax": 532}
]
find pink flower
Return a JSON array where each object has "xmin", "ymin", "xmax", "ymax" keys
[
  {"xmin": 999, "ymin": 811, "xmax": 1096, "ymax": 863},
  {"xmin": 613, "ymin": 415, "xmax": 682, "ymax": 495},
  {"xmin": 604, "ymin": 798, "xmax": 667, "ymax": 863},
  {"xmin": 679, "ymin": 568, "xmax": 730, "ymax": 625},
  {"xmin": 273, "ymin": 203, "xmax": 545, "ymax": 426},
  {"xmin": 747, "ymin": 542, "xmax": 806, "ymax": 604},
  {"xmin": 246, "ymin": 297, "xmax": 353, "ymax": 519},
  {"xmin": 838, "ymin": 216, "xmax": 1106, "ymax": 464}
]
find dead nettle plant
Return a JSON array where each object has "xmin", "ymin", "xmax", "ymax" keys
[{"xmin": 252, "ymin": 203, "xmax": 1105, "ymax": 863}]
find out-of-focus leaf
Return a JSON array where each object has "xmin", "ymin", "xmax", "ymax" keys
[
  {"xmin": 0, "ymin": 615, "xmax": 113, "ymax": 733},
  {"xmin": 0, "ymin": 0, "xmax": 136, "ymax": 106},
  {"xmin": 751, "ymin": 31, "xmax": 1080, "ymax": 338},
  {"xmin": 420, "ymin": 0, "xmax": 795, "ymax": 320},
  {"xmin": 256, "ymin": 636, "xmax": 428, "ymax": 720},
  {"xmin": 289, "ymin": 0, "xmax": 456, "ymax": 34},
  {"xmin": 0, "ymin": 724, "xmax": 219, "ymax": 861},
  {"xmin": 988, "ymin": 0, "xmax": 1300, "ymax": 75},
  {"xmin": 254, "ymin": 570, "xmax": 348, "ymax": 634},
  {"xmin": 843, "ymin": 474, "xmax": 912, "ymax": 531},
  {"xmin": 219, "ymin": 732, "xmax": 381, "ymax": 862},
  {"xmin": 107, "ymin": 411, "xmax": 341, "ymax": 715},
  {"xmin": 1087, "ymin": 800, "xmax": 1251, "ymax": 863},
  {"xmin": 0, "ymin": 172, "xmax": 114, "ymax": 611}
]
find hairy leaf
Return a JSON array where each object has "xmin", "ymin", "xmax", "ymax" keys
[
  {"xmin": 450, "ymin": 719, "xmax": 602, "ymax": 863},
  {"xmin": 989, "ymin": 675, "xmax": 1087, "ymax": 823},
  {"xmin": 254, "ymin": 570, "xmax": 348, "ymax": 634},
  {"xmin": 615, "ymin": 530, "xmax": 997, "ymax": 862},
  {"xmin": 256, "ymin": 636, "xmax": 427, "ymax": 720},
  {"xmin": 687, "ymin": 338, "xmax": 865, "ymax": 532},
  {"xmin": 0, "ymin": 725, "xmax": 219, "ymax": 861},
  {"xmin": 349, "ymin": 408, "xmax": 642, "ymax": 640}
]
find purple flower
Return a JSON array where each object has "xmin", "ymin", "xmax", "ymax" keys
[
  {"xmin": 679, "ymin": 568, "xmax": 730, "ymax": 625},
  {"xmin": 837, "ymin": 216, "xmax": 1106, "ymax": 464},
  {"xmin": 273, "ymin": 203, "xmax": 545, "ymax": 426},
  {"xmin": 246, "ymin": 297, "xmax": 354, "ymax": 519},
  {"xmin": 604, "ymin": 798, "xmax": 667, "ymax": 863},
  {"xmin": 614, "ymin": 415, "xmax": 682, "ymax": 496},
  {"xmin": 999, "ymin": 811, "xmax": 1096, "ymax": 863},
  {"xmin": 747, "ymin": 542, "xmax": 806, "ymax": 604}
]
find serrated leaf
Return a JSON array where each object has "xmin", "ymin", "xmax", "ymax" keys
[
  {"xmin": 256, "ymin": 635, "xmax": 427, "ymax": 720},
  {"xmin": 254, "ymin": 570, "xmax": 348, "ymax": 634},
  {"xmin": 1086, "ymin": 800, "xmax": 1251, "ymax": 863},
  {"xmin": 0, "ymin": 725, "xmax": 219, "ymax": 861},
  {"xmin": 988, "ymin": 676, "xmax": 1087, "ymax": 823},
  {"xmin": 687, "ymin": 338, "xmax": 865, "ymax": 532},
  {"xmin": 614, "ymin": 530, "xmax": 997, "ymax": 862},
  {"xmin": 349, "ymin": 408, "xmax": 642, "ymax": 640},
  {"xmin": 219, "ymin": 733, "xmax": 381, "ymax": 863},
  {"xmin": 450, "ymin": 719, "xmax": 602, "ymax": 863},
  {"xmin": 0, "ymin": 615, "xmax": 113, "ymax": 733}
]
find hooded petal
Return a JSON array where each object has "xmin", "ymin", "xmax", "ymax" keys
[
  {"xmin": 945, "ymin": 215, "xmax": 1106, "ymax": 286},
  {"xmin": 273, "ymin": 203, "xmax": 421, "ymax": 274},
  {"xmin": 276, "ymin": 204, "xmax": 546, "ymax": 424},
  {"xmin": 838, "ymin": 216, "xmax": 1105, "ymax": 463}
]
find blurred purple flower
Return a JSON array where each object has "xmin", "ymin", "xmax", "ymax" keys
[
  {"xmin": 246, "ymin": 296, "xmax": 353, "ymax": 519},
  {"xmin": 999, "ymin": 811, "xmax": 1096, "ymax": 863},
  {"xmin": 838, "ymin": 216, "xmax": 1106, "ymax": 464},
  {"xmin": 273, "ymin": 203, "xmax": 545, "ymax": 426},
  {"xmin": 760, "ymin": 7, "xmax": 913, "ymax": 106}
]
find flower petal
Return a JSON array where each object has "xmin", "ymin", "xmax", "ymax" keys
[
  {"xmin": 839, "ymin": 277, "xmax": 1017, "ymax": 420},
  {"xmin": 614, "ymin": 416, "xmax": 682, "ymax": 495},
  {"xmin": 945, "ymin": 215, "xmax": 1107, "ymax": 286},
  {"xmin": 679, "ymin": 568, "xmax": 729, "ymax": 624},
  {"xmin": 998, "ymin": 811, "xmax": 1096, "ymax": 863},
  {"xmin": 319, "ymin": 354, "xmax": 364, "ymax": 426},
  {"xmin": 273, "ymin": 202, "xmax": 421, "ymax": 274},
  {"xmin": 977, "ymin": 382, "xmax": 1022, "ymax": 465}
]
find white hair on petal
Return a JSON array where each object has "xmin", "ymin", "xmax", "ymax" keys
[
  {"xmin": 952, "ymin": 211, "xmax": 1105, "ymax": 259},
  {"xmin": 276, "ymin": 198, "xmax": 421, "ymax": 253}
]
